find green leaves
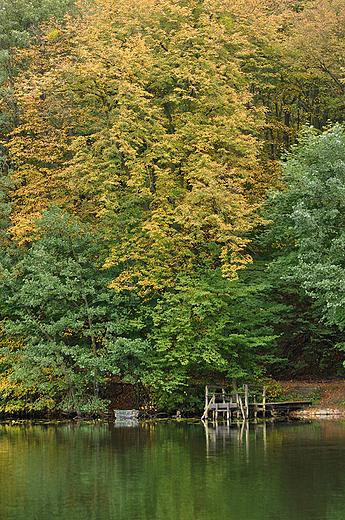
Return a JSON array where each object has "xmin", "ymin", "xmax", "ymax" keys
[
  {"xmin": 143, "ymin": 268, "xmax": 277, "ymax": 410},
  {"xmin": 0, "ymin": 206, "xmax": 150, "ymax": 415},
  {"xmin": 6, "ymin": 0, "xmax": 345, "ymax": 410},
  {"xmin": 266, "ymin": 123, "xmax": 345, "ymax": 332}
]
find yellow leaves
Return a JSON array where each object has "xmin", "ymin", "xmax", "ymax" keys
[
  {"xmin": 61, "ymin": 328, "xmax": 84, "ymax": 339},
  {"xmin": 62, "ymin": 328, "xmax": 74, "ymax": 337},
  {"xmin": 220, "ymin": 249, "xmax": 253, "ymax": 279},
  {"xmin": 4, "ymin": 0, "xmax": 266, "ymax": 294},
  {"xmin": 0, "ymin": 333, "xmax": 67, "ymax": 413},
  {"xmin": 0, "ymin": 376, "xmax": 17, "ymax": 401},
  {"xmin": 287, "ymin": 0, "xmax": 345, "ymax": 72},
  {"xmin": 46, "ymin": 28, "xmax": 62, "ymax": 41},
  {"xmin": 80, "ymin": 0, "xmax": 262, "ymax": 294},
  {"xmin": 0, "ymin": 332, "xmax": 24, "ymax": 352}
]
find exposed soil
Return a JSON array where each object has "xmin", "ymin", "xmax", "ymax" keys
[{"xmin": 279, "ymin": 379, "xmax": 345, "ymax": 415}]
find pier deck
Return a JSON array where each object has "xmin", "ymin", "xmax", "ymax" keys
[
  {"xmin": 201, "ymin": 385, "xmax": 312, "ymax": 421},
  {"xmin": 265, "ymin": 401, "xmax": 312, "ymax": 415}
]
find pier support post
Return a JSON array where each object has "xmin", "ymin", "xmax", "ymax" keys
[{"xmin": 245, "ymin": 385, "xmax": 249, "ymax": 420}]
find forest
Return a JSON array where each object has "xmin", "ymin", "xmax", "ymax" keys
[{"xmin": 1, "ymin": 0, "xmax": 345, "ymax": 416}]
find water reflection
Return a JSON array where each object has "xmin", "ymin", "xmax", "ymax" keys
[
  {"xmin": 203, "ymin": 419, "xmax": 266, "ymax": 459},
  {"xmin": 1, "ymin": 419, "xmax": 345, "ymax": 520},
  {"xmin": 202, "ymin": 419, "xmax": 307, "ymax": 457}
]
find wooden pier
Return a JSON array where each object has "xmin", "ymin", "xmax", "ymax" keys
[
  {"xmin": 265, "ymin": 400, "xmax": 313, "ymax": 416},
  {"xmin": 201, "ymin": 385, "xmax": 312, "ymax": 421}
]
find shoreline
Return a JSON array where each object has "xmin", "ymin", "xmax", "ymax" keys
[{"xmin": 291, "ymin": 408, "xmax": 345, "ymax": 419}]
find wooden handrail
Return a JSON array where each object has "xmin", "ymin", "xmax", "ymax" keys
[{"xmin": 203, "ymin": 383, "xmax": 267, "ymax": 421}]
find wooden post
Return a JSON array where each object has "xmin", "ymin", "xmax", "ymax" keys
[
  {"xmin": 262, "ymin": 386, "xmax": 266, "ymax": 418},
  {"xmin": 238, "ymin": 394, "xmax": 245, "ymax": 421},
  {"xmin": 201, "ymin": 392, "xmax": 214, "ymax": 421},
  {"xmin": 245, "ymin": 385, "xmax": 249, "ymax": 420}
]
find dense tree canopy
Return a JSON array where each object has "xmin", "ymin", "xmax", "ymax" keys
[
  {"xmin": 6, "ymin": 0, "xmax": 263, "ymax": 291},
  {"xmin": 266, "ymin": 125, "xmax": 345, "ymax": 331},
  {"xmin": 0, "ymin": 207, "xmax": 149, "ymax": 413},
  {"xmin": 1, "ymin": 0, "xmax": 345, "ymax": 415}
]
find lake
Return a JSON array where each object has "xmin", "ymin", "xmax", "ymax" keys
[{"xmin": 1, "ymin": 419, "xmax": 345, "ymax": 520}]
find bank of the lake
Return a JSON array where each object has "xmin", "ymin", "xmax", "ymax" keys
[
  {"xmin": 2, "ymin": 379, "xmax": 345, "ymax": 421},
  {"xmin": 279, "ymin": 379, "xmax": 345, "ymax": 414}
]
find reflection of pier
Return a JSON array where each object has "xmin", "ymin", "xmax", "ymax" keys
[
  {"xmin": 202, "ymin": 416, "xmax": 313, "ymax": 457},
  {"xmin": 201, "ymin": 385, "xmax": 311, "ymax": 421},
  {"xmin": 202, "ymin": 419, "xmax": 267, "ymax": 458}
]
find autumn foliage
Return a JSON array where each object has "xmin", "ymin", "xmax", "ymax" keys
[{"xmin": 1, "ymin": 0, "xmax": 345, "ymax": 415}]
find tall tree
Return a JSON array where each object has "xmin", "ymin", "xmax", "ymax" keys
[
  {"xmin": 145, "ymin": 268, "xmax": 277, "ymax": 410},
  {"xmin": 0, "ymin": 0, "xmax": 76, "ymax": 131},
  {"xmin": 0, "ymin": 0, "xmax": 77, "ymax": 246},
  {"xmin": 6, "ymin": 0, "xmax": 263, "ymax": 288},
  {"xmin": 222, "ymin": 0, "xmax": 345, "ymax": 158},
  {"xmin": 262, "ymin": 124, "xmax": 345, "ymax": 374},
  {"xmin": 0, "ymin": 207, "xmax": 149, "ymax": 415}
]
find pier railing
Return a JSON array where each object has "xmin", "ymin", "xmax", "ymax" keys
[
  {"xmin": 201, "ymin": 384, "xmax": 266, "ymax": 421},
  {"xmin": 241, "ymin": 384, "xmax": 266, "ymax": 420}
]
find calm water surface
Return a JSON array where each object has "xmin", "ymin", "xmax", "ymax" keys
[{"xmin": 1, "ymin": 419, "xmax": 345, "ymax": 520}]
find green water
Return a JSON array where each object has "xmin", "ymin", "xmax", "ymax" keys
[{"xmin": 1, "ymin": 419, "xmax": 345, "ymax": 520}]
